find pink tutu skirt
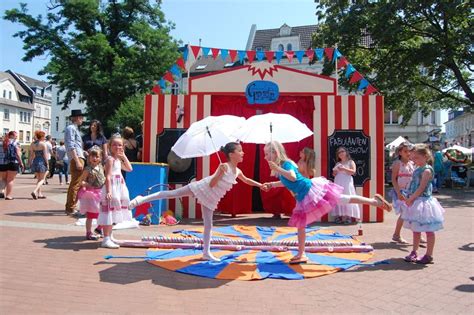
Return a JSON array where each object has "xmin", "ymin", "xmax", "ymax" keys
[
  {"xmin": 288, "ymin": 177, "xmax": 344, "ymax": 228},
  {"xmin": 78, "ymin": 187, "xmax": 102, "ymax": 214}
]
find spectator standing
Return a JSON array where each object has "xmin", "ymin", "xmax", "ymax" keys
[
  {"xmin": 82, "ymin": 120, "xmax": 108, "ymax": 161},
  {"xmin": 56, "ymin": 140, "xmax": 69, "ymax": 185},
  {"xmin": 0, "ymin": 134, "xmax": 6, "ymax": 198},
  {"xmin": 3, "ymin": 131, "xmax": 25, "ymax": 200},
  {"xmin": 136, "ymin": 121, "xmax": 144, "ymax": 162}
]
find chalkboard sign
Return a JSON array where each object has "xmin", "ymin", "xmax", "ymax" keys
[{"xmin": 327, "ymin": 130, "xmax": 371, "ymax": 187}]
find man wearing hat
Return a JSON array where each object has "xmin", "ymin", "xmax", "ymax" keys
[{"xmin": 64, "ymin": 109, "xmax": 85, "ymax": 216}]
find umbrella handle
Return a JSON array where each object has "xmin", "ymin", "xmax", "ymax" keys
[{"xmin": 206, "ymin": 126, "xmax": 223, "ymax": 164}]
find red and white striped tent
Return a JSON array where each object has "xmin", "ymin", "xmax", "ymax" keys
[{"xmin": 143, "ymin": 62, "xmax": 385, "ymax": 222}]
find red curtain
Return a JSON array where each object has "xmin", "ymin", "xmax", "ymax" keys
[{"xmin": 211, "ymin": 95, "xmax": 314, "ymax": 216}]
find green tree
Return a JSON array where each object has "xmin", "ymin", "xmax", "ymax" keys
[
  {"xmin": 4, "ymin": 0, "xmax": 179, "ymax": 132},
  {"xmin": 107, "ymin": 92, "xmax": 144, "ymax": 135},
  {"xmin": 313, "ymin": 0, "xmax": 473, "ymax": 121}
]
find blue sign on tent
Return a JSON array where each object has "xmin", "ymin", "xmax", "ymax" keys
[{"xmin": 245, "ymin": 81, "xmax": 279, "ymax": 105}]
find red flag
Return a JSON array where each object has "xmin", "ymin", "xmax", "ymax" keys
[
  {"xmin": 306, "ymin": 49, "xmax": 315, "ymax": 61},
  {"xmin": 246, "ymin": 51, "xmax": 256, "ymax": 63},
  {"xmin": 163, "ymin": 71, "xmax": 174, "ymax": 83},
  {"xmin": 152, "ymin": 85, "xmax": 161, "ymax": 95},
  {"xmin": 211, "ymin": 48, "xmax": 220, "ymax": 60},
  {"xmin": 265, "ymin": 51, "xmax": 275, "ymax": 63},
  {"xmin": 176, "ymin": 57, "xmax": 186, "ymax": 70},
  {"xmin": 190, "ymin": 45, "xmax": 201, "ymax": 58},
  {"xmin": 324, "ymin": 48, "xmax": 334, "ymax": 61},
  {"xmin": 228, "ymin": 49, "xmax": 237, "ymax": 62},
  {"xmin": 337, "ymin": 57, "xmax": 349, "ymax": 69},
  {"xmin": 285, "ymin": 51, "xmax": 294, "ymax": 63},
  {"xmin": 364, "ymin": 84, "xmax": 378, "ymax": 95},
  {"xmin": 349, "ymin": 71, "xmax": 363, "ymax": 84}
]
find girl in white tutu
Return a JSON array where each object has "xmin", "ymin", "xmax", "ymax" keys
[
  {"xmin": 78, "ymin": 146, "xmax": 106, "ymax": 240},
  {"xmin": 98, "ymin": 134, "xmax": 133, "ymax": 249},
  {"xmin": 331, "ymin": 147, "xmax": 361, "ymax": 224},
  {"xmin": 129, "ymin": 142, "xmax": 264, "ymax": 262},
  {"xmin": 401, "ymin": 144, "xmax": 445, "ymax": 264},
  {"xmin": 262, "ymin": 141, "xmax": 392, "ymax": 264},
  {"xmin": 390, "ymin": 142, "xmax": 415, "ymax": 243}
]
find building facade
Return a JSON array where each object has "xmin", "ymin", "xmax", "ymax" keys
[
  {"xmin": 445, "ymin": 108, "xmax": 473, "ymax": 147},
  {"xmin": 0, "ymin": 71, "xmax": 34, "ymax": 143},
  {"xmin": 50, "ymin": 85, "xmax": 87, "ymax": 141}
]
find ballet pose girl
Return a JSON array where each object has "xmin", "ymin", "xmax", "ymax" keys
[
  {"xmin": 262, "ymin": 141, "xmax": 392, "ymax": 264},
  {"xmin": 129, "ymin": 142, "xmax": 264, "ymax": 262}
]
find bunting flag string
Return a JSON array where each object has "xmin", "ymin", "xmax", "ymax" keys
[{"xmin": 152, "ymin": 45, "xmax": 379, "ymax": 96}]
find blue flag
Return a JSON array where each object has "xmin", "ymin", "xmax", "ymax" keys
[
  {"xmin": 202, "ymin": 47, "xmax": 210, "ymax": 57},
  {"xmin": 238, "ymin": 50, "xmax": 247, "ymax": 63},
  {"xmin": 275, "ymin": 51, "xmax": 284, "ymax": 64},
  {"xmin": 295, "ymin": 51, "xmax": 305, "ymax": 63},
  {"xmin": 256, "ymin": 50, "xmax": 265, "ymax": 61},
  {"xmin": 183, "ymin": 46, "xmax": 189, "ymax": 61},
  {"xmin": 334, "ymin": 49, "xmax": 342, "ymax": 61},
  {"xmin": 345, "ymin": 64, "xmax": 356, "ymax": 78},
  {"xmin": 358, "ymin": 78, "xmax": 369, "ymax": 90},
  {"xmin": 159, "ymin": 78, "xmax": 166, "ymax": 90},
  {"xmin": 170, "ymin": 64, "xmax": 181, "ymax": 76},
  {"xmin": 315, "ymin": 48, "xmax": 324, "ymax": 61},
  {"xmin": 220, "ymin": 49, "xmax": 229, "ymax": 61}
]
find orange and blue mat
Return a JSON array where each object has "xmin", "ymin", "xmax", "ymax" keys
[{"xmin": 146, "ymin": 225, "xmax": 374, "ymax": 280}]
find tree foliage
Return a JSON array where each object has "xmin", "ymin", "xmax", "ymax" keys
[
  {"xmin": 313, "ymin": 0, "xmax": 473, "ymax": 121},
  {"xmin": 107, "ymin": 92, "xmax": 144, "ymax": 135},
  {"xmin": 4, "ymin": 0, "xmax": 179, "ymax": 131}
]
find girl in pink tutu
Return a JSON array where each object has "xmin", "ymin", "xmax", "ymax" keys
[
  {"xmin": 401, "ymin": 144, "xmax": 445, "ymax": 264},
  {"xmin": 129, "ymin": 142, "xmax": 264, "ymax": 262},
  {"xmin": 78, "ymin": 146, "xmax": 106, "ymax": 240},
  {"xmin": 262, "ymin": 141, "xmax": 392, "ymax": 264}
]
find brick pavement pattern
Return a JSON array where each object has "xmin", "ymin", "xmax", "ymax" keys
[{"xmin": 0, "ymin": 174, "xmax": 473, "ymax": 314}]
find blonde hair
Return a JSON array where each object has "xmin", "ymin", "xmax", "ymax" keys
[
  {"xmin": 88, "ymin": 145, "xmax": 103, "ymax": 159},
  {"xmin": 413, "ymin": 143, "xmax": 433, "ymax": 166},
  {"xmin": 301, "ymin": 147, "xmax": 316, "ymax": 172},
  {"xmin": 264, "ymin": 141, "xmax": 290, "ymax": 176}
]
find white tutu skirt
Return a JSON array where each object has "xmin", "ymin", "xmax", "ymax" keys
[
  {"xmin": 400, "ymin": 197, "xmax": 445, "ymax": 232},
  {"xmin": 389, "ymin": 189, "xmax": 410, "ymax": 216}
]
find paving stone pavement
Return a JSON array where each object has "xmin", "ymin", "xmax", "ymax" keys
[{"xmin": 0, "ymin": 174, "xmax": 473, "ymax": 314}]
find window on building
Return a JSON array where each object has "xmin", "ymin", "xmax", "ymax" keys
[
  {"xmin": 2, "ymin": 90, "xmax": 5, "ymax": 98},
  {"xmin": 27, "ymin": 112, "xmax": 31, "ymax": 123},
  {"xmin": 56, "ymin": 94, "xmax": 60, "ymax": 105},
  {"xmin": 3, "ymin": 128, "xmax": 9, "ymax": 135},
  {"xmin": 45, "ymin": 107, "xmax": 50, "ymax": 118},
  {"xmin": 278, "ymin": 44, "xmax": 284, "ymax": 51},
  {"xmin": 36, "ymin": 105, "xmax": 41, "ymax": 117},
  {"xmin": 26, "ymin": 131, "xmax": 31, "ymax": 142},
  {"xmin": 171, "ymin": 83, "xmax": 179, "ymax": 95},
  {"xmin": 19, "ymin": 130, "xmax": 24, "ymax": 142},
  {"xmin": 8, "ymin": 91, "xmax": 12, "ymax": 99},
  {"xmin": 56, "ymin": 116, "xmax": 59, "ymax": 132},
  {"xmin": 286, "ymin": 43, "xmax": 292, "ymax": 51},
  {"xmin": 384, "ymin": 111, "xmax": 399, "ymax": 124},
  {"xmin": 3, "ymin": 108, "xmax": 9, "ymax": 120},
  {"xmin": 20, "ymin": 111, "xmax": 24, "ymax": 122},
  {"xmin": 430, "ymin": 111, "xmax": 436, "ymax": 125}
]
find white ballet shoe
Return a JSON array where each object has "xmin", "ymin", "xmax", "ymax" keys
[
  {"xmin": 202, "ymin": 253, "xmax": 221, "ymax": 262},
  {"xmin": 129, "ymin": 195, "xmax": 145, "ymax": 210},
  {"xmin": 101, "ymin": 238, "xmax": 120, "ymax": 249}
]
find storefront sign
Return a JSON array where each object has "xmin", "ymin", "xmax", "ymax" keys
[{"xmin": 245, "ymin": 80, "xmax": 279, "ymax": 104}]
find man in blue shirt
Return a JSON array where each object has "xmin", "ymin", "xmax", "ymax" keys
[{"xmin": 64, "ymin": 109, "xmax": 85, "ymax": 215}]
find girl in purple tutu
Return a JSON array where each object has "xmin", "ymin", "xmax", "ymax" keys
[
  {"xmin": 401, "ymin": 144, "xmax": 445, "ymax": 264},
  {"xmin": 262, "ymin": 141, "xmax": 392, "ymax": 264},
  {"xmin": 78, "ymin": 146, "xmax": 106, "ymax": 240}
]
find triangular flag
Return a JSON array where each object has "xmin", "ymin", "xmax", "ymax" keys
[
  {"xmin": 334, "ymin": 49, "xmax": 343, "ymax": 60},
  {"xmin": 358, "ymin": 78, "xmax": 369, "ymax": 90},
  {"xmin": 315, "ymin": 48, "xmax": 324, "ymax": 61},
  {"xmin": 220, "ymin": 49, "xmax": 229, "ymax": 61},
  {"xmin": 265, "ymin": 51, "xmax": 275, "ymax": 63},
  {"xmin": 306, "ymin": 49, "xmax": 314, "ymax": 61},
  {"xmin": 275, "ymin": 51, "xmax": 284, "ymax": 64},
  {"xmin": 170, "ymin": 64, "xmax": 181, "ymax": 76},
  {"xmin": 246, "ymin": 50, "xmax": 256, "ymax": 63},
  {"xmin": 237, "ymin": 50, "xmax": 247, "ymax": 63},
  {"xmin": 345, "ymin": 64, "xmax": 356, "ymax": 78},
  {"xmin": 229, "ymin": 50, "xmax": 237, "ymax": 62},
  {"xmin": 183, "ymin": 46, "xmax": 189, "ymax": 61},
  {"xmin": 364, "ymin": 84, "xmax": 378, "ymax": 95},
  {"xmin": 190, "ymin": 45, "xmax": 201, "ymax": 58},
  {"xmin": 285, "ymin": 50, "xmax": 294, "ymax": 63},
  {"xmin": 337, "ymin": 57, "xmax": 349, "ymax": 69},
  {"xmin": 163, "ymin": 71, "xmax": 174, "ymax": 83},
  {"xmin": 256, "ymin": 50, "xmax": 265, "ymax": 61},
  {"xmin": 202, "ymin": 47, "xmax": 211, "ymax": 57},
  {"xmin": 152, "ymin": 85, "xmax": 161, "ymax": 95},
  {"xmin": 295, "ymin": 50, "xmax": 305, "ymax": 63},
  {"xmin": 324, "ymin": 48, "xmax": 334, "ymax": 61},
  {"xmin": 159, "ymin": 78, "xmax": 166, "ymax": 90},
  {"xmin": 211, "ymin": 48, "xmax": 220, "ymax": 60},
  {"xmin": 349, "ymin": 71, "xmax": 363, "ymax": 84},
  {"xmin": 176, "ymin": 57, "xmax": 186, "ymax": 70}
]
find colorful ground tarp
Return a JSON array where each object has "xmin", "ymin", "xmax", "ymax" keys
[{"xmin": 146, "ymin": 225, "xmax": 374, "ymax": 280}]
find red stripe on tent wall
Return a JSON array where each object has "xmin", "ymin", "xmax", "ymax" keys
[
  {"xmin": 320, "ymin": 95, "xmax": 329, "ymax": 222},
  {"xmin": 143, "ymin": 94, "xmax": 152, "ymax": 162},
  {"xmin": 335, "ymin": 96, "xmax": 342, "ymax": 130},
  {"xmin": 376, "ymin": 96, "xmax": 385, "ymax": 222},
  {"xmin": 181, "ymin": 95, "xmax": 191, "ymax": 218},
  {"xmin": 194, "ymin": 94, "xmax": 205, "ymax": 219},
  {"xmin": 348, "ymin": 95, "xmax": 356, "ymax": 129},
  {"xmin": 157, "ymin": 94, "xmax": 165, "ymax": 135},
  {"xmin": 362, "ymin": 95, "xmax": 370, "ymax": 222},
  {"xmin": 170, "ymin": 95, "xmax": 178, "ymax": 129}
]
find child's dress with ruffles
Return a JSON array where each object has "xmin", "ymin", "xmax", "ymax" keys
[
  {"xmin": 189, "ymin": 163, "xmax": 238, "ymax": 211},
  {"xmin": 332, "ymin": 160, "xmax": 361, "ymax": 220},
  {"xmin": 98, "ymin": 157, "xmax": 132, "ymax": 225},
  {"xmin": 400, "ymin": 165, "xmax": 445, "ymax": 232},
  {"xmin": 78, "ymin": 164, "xmax": 106, "ymax": 217},
  {"xmin": 279, "ymin": 161, "xmax": 343, "ymax": 228},
  {"xmin": 390, "ymin": 160, "xmax": 415, "ymax": 215}
]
